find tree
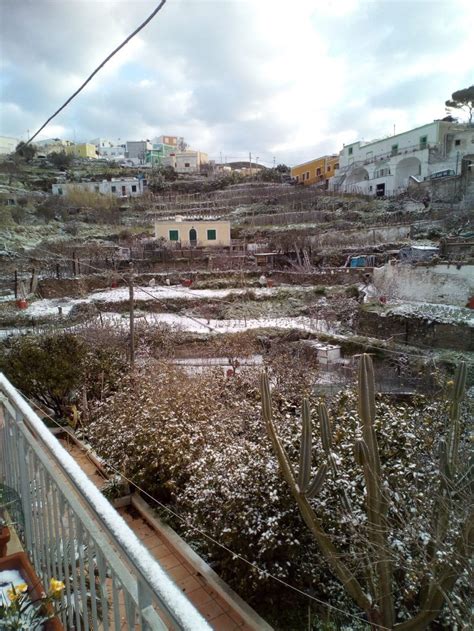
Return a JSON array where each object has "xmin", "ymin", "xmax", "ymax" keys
[
  {"xmin": 261, "ymin": 355, "xmax": 471, "ymax": 630},
  {"xmin": 0, "ymin": 333, "xmax": 87, "ymax": 418},
  {"xmin": 445, "ymin": 85, "xmax": 474, "ymax": 124},
  {"xmin": 15, "ymin": 141, "xmax": 36, "ymax": 162},
  {"xmin": 275, "ymin": 164, "xmax": 290, "ymax": 173},
  {"xmin": 48, "ymin": 150, "xmax": 74, "ymax": 170}
]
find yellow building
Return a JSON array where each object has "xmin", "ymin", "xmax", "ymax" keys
[
  {"xmin": 65, "ymin": 143, "xmax": 97, "ymax": 159},
  {"xmin": 291, "ymin": 155, "xmax": 339, "ymax": 186},
  {"xmin": 155, "ymin": 217, "xmax": 231, "ymax": 247}
]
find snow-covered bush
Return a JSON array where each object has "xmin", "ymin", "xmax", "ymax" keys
[{"xmin": 85, "ymin": 361, "xmax": 471, "ymax": 628}]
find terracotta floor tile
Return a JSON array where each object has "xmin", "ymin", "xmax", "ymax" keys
[
  {"xmin": 177, "ymin": 574, "xmax": 202, "ymax": 594},
  {"xmin": 209, "ymin": 613, "xmax": 240, "ymax": 631},
  {"xmin": 213, "ymin": 595, "xmax": 231, "ymax": 613},
  {"xmin": 144, "ymin": 539, "xmax": 170, "ymax": 554},
  {"xmin": 167, "ymin": 564, "xmax": 190, "ymax": 581},
  {"xmin": 157, "ymin": 553, "xmax": 182, "ymax": 571},
  {"xmin": 200, "ymin": 598, "xmax": 226, "ymax": 621},
  {"xmin": 227, "ymin": 611, "xmax": 246, "ymax": 627},
  {"xmin": 188, "ymin": 587, "xmax": 214, "ymax": 607}
]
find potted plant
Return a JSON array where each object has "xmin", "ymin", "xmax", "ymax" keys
[
  {"xmin": 0, "ymin": 484, "xmax": 23, "ymax": 558},
  {"xmin": 0, "ymin": 514, "xmax": 10, "ymax": 557},
  {"xmin": 0, "ymin": 551, "xmax": 64, "ymax": 630}
]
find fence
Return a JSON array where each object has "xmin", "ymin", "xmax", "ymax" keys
[{"xmin": 0, "ymin": 373, "xmax": 210, "ymax": 630}]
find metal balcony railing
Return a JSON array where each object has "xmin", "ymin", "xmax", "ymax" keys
[{"xmin": 0, "ymin": 373, "xmax": 210, "ymax": 631}]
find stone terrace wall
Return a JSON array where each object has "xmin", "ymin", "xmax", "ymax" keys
[
  {"xmin": 373, "ymin": 262, "xmax": 474, "ymax": 306},
  {"xmin": 358, "ymin": 309, "xmax": 473, "ymax": 351}
]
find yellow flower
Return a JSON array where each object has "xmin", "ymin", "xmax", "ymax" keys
[
  {"xmin": 446, "ymin": 380, "xmax": 454, "ymax": 387},
  {"xmin": 49, "ymin": 578, "xmax": 65, "ymax": 598},
  {"xmin": 7, "ymin": 583, "xmax": 28, "ymax": 602}
]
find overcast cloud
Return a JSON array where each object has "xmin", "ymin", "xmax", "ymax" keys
[{"xmin": 0, "ymin": 0, "xmax": 473, "ymax": 165}]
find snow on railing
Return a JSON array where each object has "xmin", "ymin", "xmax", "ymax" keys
[{"xmin": 0, "ymin": 373, "xmax": 210, "ymax": 631}]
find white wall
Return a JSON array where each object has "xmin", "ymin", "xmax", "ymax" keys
[
  {"xmin": 373, "ymin": 262, "xmax": 474, "ymax": 306},
  {"xmin": 52, "ymin": 179, "xmax": 144, "ymax": 197},
  {"xmin": 0, "ymin": 136, "xmax": 19, "ymax": 154}
]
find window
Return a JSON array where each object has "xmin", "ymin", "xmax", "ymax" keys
[
  {"xmin": 316, "ymin": 168, "xmax": 322, "ymax": 176},
  {"xmin": 334, "ymin": 163, "xmax": 339, "ymax": 170},
  {"xmin": 169, "ymin": 229, "xmax": 179, "ymax": 241},
  {"xmin": 57, "ymin": 188, "xmax": 63, "ymax": 195},
  {"xmin": 131, "ymin": 185, "xmax": 137, "ymax": 192},
  {"xmin": 111, "ymin": 185, "xmax": 116, "ymax": 193},
  {"xmin": 420, "ymin": 135, "xmax": 428, "ymax": 149},
  {"xmin": 327, "ymin": 166, "xmax": 331, "ymax": 172},
  {"xmin": 348, "ymin": 147, "xmax": 353, "ymax": 155},
  {"xmin": 455, "ymin": 139, "xmax": 461, "ymax": 146},
  {"xmin": 184, "ymin": 162, "xmax": 190, "ymax": 167},
  {"xmin": 391, "ymin": 144, "xmax": 399, "ymax": 156},
  {"xmin": 306, "ymin": 171, "xmax": 310, "ymax": 179},
  {"xmin": 207, "ymin": 229, "xmax": 217, "ymax": 241}
]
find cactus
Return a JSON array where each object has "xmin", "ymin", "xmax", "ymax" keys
[{"xmin": 261, "ymin": 355, "xmax": 470, "ymax": 630}]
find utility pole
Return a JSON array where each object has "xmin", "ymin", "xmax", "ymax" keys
[
  {"xmin": 249, "ymin": 151, "xmax": 252, "ymax": 175},
  {"xmin": 273, "ymin": 156, "xmax": 276, "ymax": 168},
  {"xmin": 128, "ymin": 263, "xmax": 135, "ymax": 367}
]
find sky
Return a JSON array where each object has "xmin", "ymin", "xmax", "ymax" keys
[{"xmin": 0, "ymin": 0, "xmax": 473, "ymax": 166}]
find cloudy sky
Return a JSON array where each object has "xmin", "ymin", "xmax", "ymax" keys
[{"xmin": 1, "ymin": 0, "xmax": 473, "ymax": 165}]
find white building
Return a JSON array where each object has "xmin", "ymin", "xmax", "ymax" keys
[
  {"xmin": 330, "ymin": 121, "xmax": 474, "ymax": 196},
  {"xmin": 34, "ymin": 138, "xmax": 74, "ymax": 155},
  {"xmin": 99, "ymin": 145, "xmax": 127, "ymax": 160},
  {"xmin": 175, "ymin": 150, "xmax": 208, "ymax": 174},
  {"xmin": 89, "ymin": 138, "xmax": 127, "ymax": 160},
  {"xmin": 0, "ymin": 136, "xmax": 20, "ymax": 155},
  {"xmin": 126, "ymin": 140, "xmax": 152, "ymax": 162},
  {"xmin": 52, "ymin": 177, "xmax": 146, "ymax": 197}
]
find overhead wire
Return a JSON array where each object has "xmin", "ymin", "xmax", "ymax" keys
[
  {"xmin": 16, "ymin": 389, "xmax": 391, "ymax": 631},
  {"xmin": 26, "ymin": 1, "xmax": 168, "ymax": 145}
]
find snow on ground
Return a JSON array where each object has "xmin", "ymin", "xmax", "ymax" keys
[
  {"xmin": 386, "ymin": 302, "xmax": 474, "ymax": 326},
  {"xmin": 100, "ymin": 312, "xmax": 331, "ymax": 334},
  {"xmin": 23, "ymin": 284, "xmax": 315, "ymax": 317}
]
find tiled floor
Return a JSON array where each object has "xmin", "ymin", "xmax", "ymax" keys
[{"xmin": 60, "ymin": 438, "xmax": 255, "ymax": 630}]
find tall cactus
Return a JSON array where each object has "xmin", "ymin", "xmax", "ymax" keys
[{"xmin": 261, "ymin": 355, "xmax": 470, "ymax": 630}]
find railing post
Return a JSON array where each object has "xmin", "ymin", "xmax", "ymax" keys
[{"xmin": 17, "ymin": 427, "xmax": 34, "ymax": 555}]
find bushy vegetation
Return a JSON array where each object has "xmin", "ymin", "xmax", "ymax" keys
[
  {"xmin": 2, "ymin": 324, "xmax": 470, "ymax": 629},
  {"xmin": 0, "ymin": 329, "xmax": 127, "ymax": 419},
  {"xmin": 80, "ymin": 359, "xmax": 471, "ymax": 629}
]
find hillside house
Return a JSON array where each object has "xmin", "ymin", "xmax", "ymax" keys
[
  {"xmin": 0, "ymin": 135, "xmax": 20, "ymax": 154},
  {"xmin": 52, "ymin": 177, "xmax": 146, "ymax": 197},
  {"xmin": 65, "ymin": 143, "xmax": 97, "ymax": 159},
  {"xmin": 175, "ymin": 151, "xmax": 209, "ymax": 174},
  {"xmin": 155, "ymin": 216, "xmax": 231, "ymax": 247},
  {"xmin": 291, "ymin": 155, "xmax": 339, "ymax": 186},
  {"xmin": 330, "ymin": 120, "xmax": 474, "ymax": 196}
]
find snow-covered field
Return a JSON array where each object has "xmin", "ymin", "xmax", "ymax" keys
[
  {"xmin": 386, "ymin": 302, "xmax": 474, "ymax": 326},
  {"xmin": 99, "ymin": 311, "xmax": 331, "ymax": 334},
  {"xmin": 23, "ymin": 284, "xmax": 316, "ymax": 317}
]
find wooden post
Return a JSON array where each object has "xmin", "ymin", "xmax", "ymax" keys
[
  {"xmin": 14, "ymin": 270, "xmax": 18, "ymax": 299},
  {"xmin": 72, "ymin": 251, "xmax": 77, "ymax": 276},
  {"xmin": 56, "ymin": 263, "xmax": 60, "ymax": 279},
  {"xmin": 128, "ymin": 263, "xmax": 135, "ymax": 367}
]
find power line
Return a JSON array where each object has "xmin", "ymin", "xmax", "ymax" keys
[
  {"xmin": 17, "ymin": 389, "xmax": 390, "ymax": 630},
  {"xmin": 26, "ymin": 1, "xmax": 168, "ymax": 145}
]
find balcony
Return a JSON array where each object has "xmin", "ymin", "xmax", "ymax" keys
[{"xmin": 0, "ymin": 373, "xmax": 211, "ymax": 630}]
